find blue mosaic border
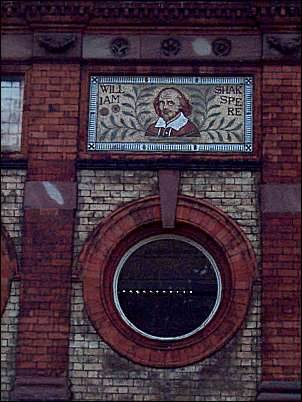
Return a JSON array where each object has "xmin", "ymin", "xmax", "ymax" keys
[{"xmin": 87, "ymin": 76, "xmax": 253, "ymax": 153}]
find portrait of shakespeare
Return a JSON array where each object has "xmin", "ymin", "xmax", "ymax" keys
[{"xmin": 145, "ymin": 87, "xmax": 200, "ymax": 137}]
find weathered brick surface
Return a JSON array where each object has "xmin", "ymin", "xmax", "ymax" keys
[
  {"xmin": 11, "ymin": 63, "xmax": 80, "ymax": 388},
  {"xmin": 27, "ymin": 64, "xmax": 80, "ymax": 181},
  {"xmin": 16, "ymin": 209, "xmax": 74, "ymax": 377},
  {"xmin": 1, "ymin": 282, "xmax": 20, "ymax": 401},
  {"xmin": 70, "ymin": 169, "xmax": 261, "ymax": 400},
  {"xmin": 180, "ymin": 171, "xmax": 261, "ymax": 262},
  {"xmin": 0, "ymin": 171, "xmax": 25, "ymax": 400},
  {"xmin": 69, "ymin": 282, "xmax": 260, "ymax": 401},
  {"xmin": 73, "ymin": 170, "xmax": 260, "ymax": 265},
  {"xmin": 262, "ymin": 66, "xmax": 301, "ymax": 184},
  {"xmin": 69, "ymin": 282, "xmax": 261, "ymax": 401},
  {"xmin": 261, "ymin": 65, "xmax": 301, "ymax": 381},
  {"xmin": 73, "ymin": 170, "xmax": 158, "ymax": 262},
  {"xmin": 1, "ymin": 169, "xmax": 26, "ymax": 262},
  {"xmin": 261, "ymin": 213, "xmax": 301, "ymax": 381}
]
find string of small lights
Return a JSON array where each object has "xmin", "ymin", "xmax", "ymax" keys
[{"xmin": 120, "ymin": 289, "xmax": 194, "ymax": 294}]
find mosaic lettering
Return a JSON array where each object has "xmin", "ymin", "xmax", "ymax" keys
[{"xmin": 88, "ymin": 76, "xmax": 253, "ymax": 153}]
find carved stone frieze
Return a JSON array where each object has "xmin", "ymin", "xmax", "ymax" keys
[
  {"xmin": 36, "ymin": 33, "xmax": 77, "ymax": 53},
  {"xmin": 263, "ymin": 33, "xmax": 301, "ymax": 59},
  {"xmin": 4, "ymin": 32, "xmax": 301, "ymax": 63},
  {"xmin": 1, "ymin": 1, "xmax": 301, "ymax": 28},
  {"xmin": 33, "ymin": 32, "xmax": 81, "ymax": 59},
  {"xmin": 212, "ymin": 38, "xmax": 232, "ymax": 56},
  {"xmin": 161, "ymin": 38, "xmax": 181, "ymax": 57},
  {"xmin": 266, "ymin": 35, "xmax": 301, "ymax": 56},
  {"xmin": 82, "ymin": 34, "xmax": 261, "ymax": 62},
  {"xmin": 110, "ymin": 38, "xmax": 130, "ymax": 57}
]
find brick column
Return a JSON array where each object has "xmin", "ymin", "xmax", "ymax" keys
[
  {"xmin": 257, "ymin": 66, "xmax": 301, "ymax": 401},
  {"xmin": 10, "ymin": 64, "xmax": 80, "ymax": 401}
]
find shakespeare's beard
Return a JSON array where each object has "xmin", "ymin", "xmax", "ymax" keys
[{"xmin": 161, "ymin": 109, "xmax": 179, "ymax": 122}]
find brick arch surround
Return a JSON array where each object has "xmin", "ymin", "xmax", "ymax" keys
[
  {"xmin": 79, "ymin": 195, "xmax": 257, "ymax": 367},
  {"xmin": 1, "ymin": 225, "xmax": 18, "ymax": 315}
]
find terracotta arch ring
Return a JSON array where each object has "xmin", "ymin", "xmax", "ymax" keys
[
  {"xmin": 80, "ymin": 195, "xmax": 257, "ymax": 368},
  {"xmin": 1, "ymin": 225, "xmax": 18, "ymax": 315}
]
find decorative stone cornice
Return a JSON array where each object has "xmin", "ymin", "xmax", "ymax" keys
[{"xmin": 1, "ymin": 1, "xmax": 301, "ymax": 28}]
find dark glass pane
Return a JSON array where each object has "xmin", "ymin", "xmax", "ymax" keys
[{"xmin": 116, "ymin": 237, "xmax": 220, "ymax": 339}]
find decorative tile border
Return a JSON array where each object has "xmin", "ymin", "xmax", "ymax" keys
[{"xmin": 88, "ymin": 75, "xmax": 253, "ymax": 153}]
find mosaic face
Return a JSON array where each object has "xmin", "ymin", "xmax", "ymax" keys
[{"xmin": 88, "ymin": 76, "xmax": 253, "ymax": 152}]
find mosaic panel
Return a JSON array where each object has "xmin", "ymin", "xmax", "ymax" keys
[{"xmin": 88, "ymin": 76, "xmax": 253, "ymax": 153}]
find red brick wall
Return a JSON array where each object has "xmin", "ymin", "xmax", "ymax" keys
[
  {"xmin": 17, "ymin": 209, "xmax": 74, "ymax": 376},
  {"xmin": 262, "ymin": 66, "xmax": 301, "ymax": 184},
  {"xmin": 261, "ymin": 66, "xmax": 301, "ymax": 381},
  {"xmin": 15, "ymin": 64, "xmax": 80, "ymax": 378},
  {"xmin": 1, "ymin": 1, "xmax": 300, "ymax": 400},
  {"xmin": 27, "ymin": 64, "xmax": 79, "ymax": 181}
]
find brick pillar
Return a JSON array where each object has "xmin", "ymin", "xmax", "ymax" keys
[
  {"xmin": 10, "ymin": 64, "xmax": 80, "ymax": 401},
  {"xmin": 257, "ymin": 66, "xmax": 301, "ymax": 401}
]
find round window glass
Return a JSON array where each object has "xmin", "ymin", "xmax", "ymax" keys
[{"xmin": 113, "ymin": 235, "xmax": 222, "ymax": 341}]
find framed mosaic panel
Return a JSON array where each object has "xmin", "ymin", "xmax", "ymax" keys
[{"xmin": 87, "ymin": 76, "xmax": 253, "ymax": 153}]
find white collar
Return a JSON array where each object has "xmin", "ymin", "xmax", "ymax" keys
[{"xmin": 154, "ymin": 112, "xmax": 188, "ymax": 131}]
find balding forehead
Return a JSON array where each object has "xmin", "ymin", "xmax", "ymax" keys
[{"xmin": 159, "ymin": 89, "xmax": 180, "ymax": 99}]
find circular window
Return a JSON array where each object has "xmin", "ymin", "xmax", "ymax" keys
[
  {"xmin": 113, "ymin": 235, "xmax": 221, "ymax": 341},
  {"xmin": 81, "ymin": 196, "xmax": 256, "ymax": 367}
]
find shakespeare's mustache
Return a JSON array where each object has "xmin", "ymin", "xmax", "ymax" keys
[{"xmin": 163, "ymin": 108, "xmax": 176, "ymax": 114}]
